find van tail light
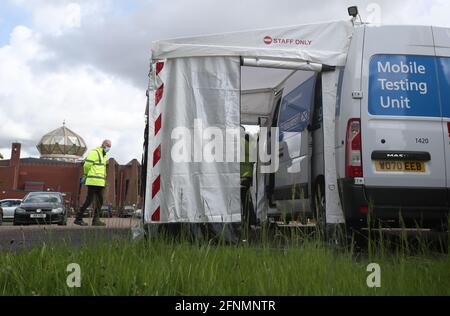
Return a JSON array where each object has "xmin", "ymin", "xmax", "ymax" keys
[
  {"xmin": 346, "ymin": 118, "xmax": 363, "ymax": 178},
  {"xmin": 447, "ymin": 122, "xmax": 450, "ymax": 138},
  {"xmin": 359, "ymin": 206, "xmax": 369, "ymax": 214}
]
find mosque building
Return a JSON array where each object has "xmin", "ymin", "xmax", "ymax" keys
[{"xmin": 0, "ymin": 124, "xmax": 142, "ymax": 211}]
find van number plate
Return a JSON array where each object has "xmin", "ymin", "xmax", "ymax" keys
[{"xmin": 374, "ymin": 160, "xmax": 425, "ymax": 173}]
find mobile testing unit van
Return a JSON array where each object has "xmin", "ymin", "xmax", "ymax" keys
[{"xmin": 142, "ymin": 8, "xmax": 450, "ymax": 237}]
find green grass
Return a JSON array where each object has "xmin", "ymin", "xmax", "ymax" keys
[{"xmin": 0, "ymin": 232, "xmax": 449, "ymax": 296}]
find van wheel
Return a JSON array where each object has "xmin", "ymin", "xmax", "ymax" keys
[
  {"xmin": 430, "ymin": 216, "xmax": 449, "ymax": 233},
  {"xmin": 430, "ymin": 216, "xmax": 449, "ymax": 253}
]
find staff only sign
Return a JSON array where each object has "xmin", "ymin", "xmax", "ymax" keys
[{"xmin": 369, "ymin": 55, "xmax": 440, "ymax": 117}]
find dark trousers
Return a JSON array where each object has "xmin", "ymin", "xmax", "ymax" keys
[
  {"xmin": 76, "ymin": 186, "xmax": 104, "ymax": 220},
  {"xmin": 241, "ymin": 177, "xmax": 256, "ymax": 226}
]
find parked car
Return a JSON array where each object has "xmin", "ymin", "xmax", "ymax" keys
[
  {"xmin": 14, "ymin": 192, "xmax": 67, "ymax": 226},
  {"xmin": 68, "ymin": 207, "xmax": 76, "ymax": 217},
  {"xmin": 118, "ymin": 205, "xmax": 135, "ymax": 218},
  {"xmin": 80, "ymin": 206, "xmax": 112, "ymax": 218},
  {"xmin": 135, "ymin": 209, "xmax": 142, "ymax": 219},
  {"xmin": 81, "ymin": 207, "xmax": 93, "ymax": 218},
  {"xmin": 0, "ymin": 199, "xmax": 22, "ymax": 222},
  {"xmin": 100, "ymin": 205, "xmax": 113, "ymax": 218}
]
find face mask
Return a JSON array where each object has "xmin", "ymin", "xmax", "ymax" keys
[{"xmin": 104, "ymin": 146, "xmax": 111, "ymax": 153}]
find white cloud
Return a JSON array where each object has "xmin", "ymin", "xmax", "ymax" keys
[
  {"xmin": 32, "ymin": 2, "xmax": 82, "ymax": 35},
  {"xmin": 10, "ymin": 0, "xmax": 108, "ymax": 35},
  {"xmin": 353, "ymin": 0, "xmax": 450, "ymax": 27},
  {"xmin": 0, "ymin": 24, "xmax": 145, "ymax": 164}
]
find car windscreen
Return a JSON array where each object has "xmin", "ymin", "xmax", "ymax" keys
[{"xmin": 23, "ymin": 194, "xmax": 61, "ymax": 204}]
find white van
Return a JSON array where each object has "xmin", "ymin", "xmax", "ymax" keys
[
  {"xmin": 144, "ymin": 17, "xmax": 449, "ymax": 235},
  {"xmin": 269, "ymin": 24, "xmax": 450, "ymax": 232}
]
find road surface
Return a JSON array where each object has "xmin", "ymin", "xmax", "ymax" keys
[{"xmin": 0, "ymin": 218, "xmax": 142, "ymax": 252}]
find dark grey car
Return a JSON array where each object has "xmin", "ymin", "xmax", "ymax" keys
[
  {"xmin": 14, "ymin": 192, "xmax": 68, "ymax": 226},
  {"xmin": 118, "ymin": 205, "xmax": 135, "ymax": 218}
]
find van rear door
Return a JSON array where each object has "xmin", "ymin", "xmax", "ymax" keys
[
  {"xmin": 361, "ymin": 26, "xmax": 447, "ymax": 197},
  {"xmin": 434, "ymin": 27, "xmax": 450, "ymax": 201},
  {"xmin": 273, "ymin": 72, "xmax": 315, "ymax": 211}
]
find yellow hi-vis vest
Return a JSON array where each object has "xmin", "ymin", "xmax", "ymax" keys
[{"xmin": 83, "ymin": 147, "xmax": 107, "ymax": 187}]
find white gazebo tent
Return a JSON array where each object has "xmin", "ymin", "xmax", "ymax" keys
[{"xmin": 144, "ymin": 20, "xmax": 354, "ymax": 226}]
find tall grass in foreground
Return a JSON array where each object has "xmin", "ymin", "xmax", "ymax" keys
[{"xmin": 0, "ymin": 230, "xmax": 449, "ymax": 296}]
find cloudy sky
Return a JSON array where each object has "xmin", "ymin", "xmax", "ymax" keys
[{"xmin": 0, "ymin": 0, "xmax": 449, "ymax": 164}]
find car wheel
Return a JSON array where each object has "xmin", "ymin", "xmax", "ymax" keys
[{"xmin": 58, "ymin": 213, "xmax": 68, "ymax": 226}]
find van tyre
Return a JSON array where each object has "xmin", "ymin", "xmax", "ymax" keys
[
  {"xmin": 430, "ymin": 215, "xmax": 449, "ymax": 253},
  {"xmin": 430, "ymin": 215, "xmax": 449, "ymax": 233}
]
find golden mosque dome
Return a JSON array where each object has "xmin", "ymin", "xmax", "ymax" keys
[{"xmin": 36, "ymin": 123, "xmax": 87, "ymax": 162}]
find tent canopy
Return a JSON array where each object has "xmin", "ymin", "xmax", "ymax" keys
[
  {"xmin": 152, "ymin": 20, "xmax": 353, "ymax": 66},
  {"xmin": 151, "ymin": 19, "xmax": 353, "ymax": 125}
]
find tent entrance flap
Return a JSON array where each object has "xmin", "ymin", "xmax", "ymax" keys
[
  {"xmin": 322, "ymin": 70, "xmax": 345, "ymax": 224},
  {"xmin": 144, "ymin": 56, "xmax": 242, "ymax": 224},
  {"xmin": 247, "ymin": 67, "xmax": 345, "ymax": 225}
]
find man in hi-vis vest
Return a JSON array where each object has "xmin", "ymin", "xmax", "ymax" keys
[{"xmin": 75, "ymin": 140, "xmax": 111, "ymax": 226}]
